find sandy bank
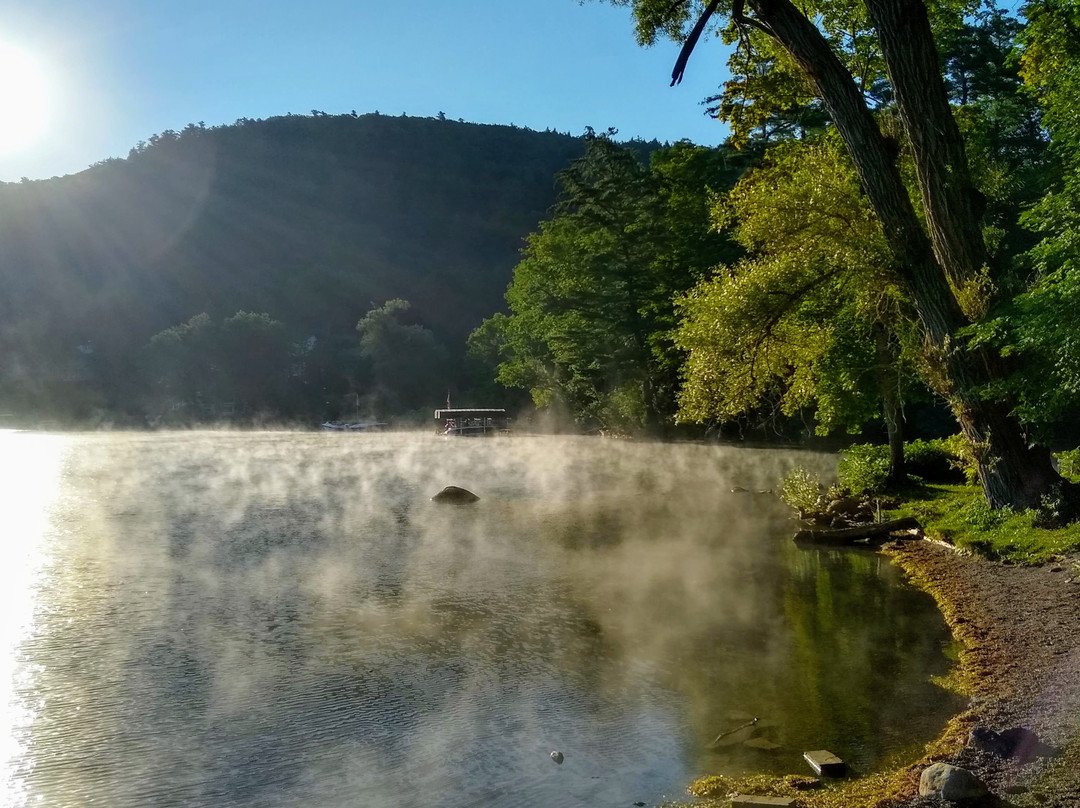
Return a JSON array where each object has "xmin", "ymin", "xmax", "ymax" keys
[{"xmin": 883, "ymin": 540, "xmax": 1080, "ymax": 807}]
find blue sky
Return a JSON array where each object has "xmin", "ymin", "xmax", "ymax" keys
[{"xmin": 0, "ymin": 0, "xmax": 734, "ymax": 182}]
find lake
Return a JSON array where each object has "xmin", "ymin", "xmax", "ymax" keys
[{"xmin": 0, "ymin": 431, "xmax": 961, "ymax": 807}]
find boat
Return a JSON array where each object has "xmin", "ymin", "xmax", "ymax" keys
[{"xmin": 434, "ymin": 408, "xmax": 510, "ymax": 437}]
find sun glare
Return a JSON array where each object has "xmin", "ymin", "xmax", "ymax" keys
[{"xmin": 0, "ymin": 42, "xmax": 52, "ymax": 154}]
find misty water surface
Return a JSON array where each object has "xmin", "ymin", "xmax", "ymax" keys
[{"xmin": 0, "ymin": 431, "xmax": 962, "ymax": 808}]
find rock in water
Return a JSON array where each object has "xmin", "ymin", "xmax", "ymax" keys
[
  {"xmin": 431, "ymin": 485, "xmax": 479, "ymax": 504},
  {"xmin": 919, "ymin": 763, "xmax": 988, "ymax": 801}
]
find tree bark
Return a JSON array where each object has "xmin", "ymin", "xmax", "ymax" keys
[
  {"xmin": 741, "ymin": 0, "xmax": 1061, "ymax": 509},
  {"xmin": 873, "ymin": 322, "xmax": 906, "ymax": 484},
  {"xmin": 865, "ymin": 0, "xmax": 989, "ymax": 291}
]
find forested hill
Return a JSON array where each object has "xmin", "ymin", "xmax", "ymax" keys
[{"xmin": 0, "ymin": 113, "xmax": 613, "ymax": 422}]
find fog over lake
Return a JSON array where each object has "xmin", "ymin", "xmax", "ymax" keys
[{"xmin": 0, "ymin": 431, "xmax": 961, "ymax": 807}]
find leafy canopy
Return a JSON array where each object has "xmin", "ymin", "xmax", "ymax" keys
[
  {"xmin": 470, "ymin": 135, "xmax": 740, "ymax": 432},
  {"xmin": 676, "ymin": 135, "xmax": 918, "ymax": 432}
]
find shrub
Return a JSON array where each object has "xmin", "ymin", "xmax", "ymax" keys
[
  {"xmin": 838, "ymin": 436, "xmax": 973, "ymax": 495},
  {"xmin": 905, "ymin": 438, "xmax": 968, "ymax": 483},
  {"xmin": 838, "ymin": 443, "xmax": 891, "ymax": 495},
  {"xmin": 780, "ymin": 467, "xmax": 824, "ymax": 514},
  {"xmin": 961, "ymin": 496, "xmax": 1012, "ymax": 531},
  {"xmin": 940, "ymin": 433, "xmax": 979, "ymax": 484}
]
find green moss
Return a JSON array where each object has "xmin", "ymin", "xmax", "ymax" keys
[{"xmin": 885, "ymin": 483, "xmax": 1080, "ymax": 565}]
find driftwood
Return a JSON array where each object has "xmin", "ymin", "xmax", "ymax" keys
[
  {"xmin": 707, "ymin": 717, "xmax": 758, "ymax": 748},
  {"xmin": 793, "ymin": 516, "xmax": 921, "ymax": 545}
]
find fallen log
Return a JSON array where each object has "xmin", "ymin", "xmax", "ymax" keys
[{"xmin": 793, "ymin": 516, "xmax": 921, "ymax": 546}]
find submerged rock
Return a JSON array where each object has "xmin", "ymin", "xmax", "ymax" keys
[
  {"xmin": 919, "ymin": 762, "xmax": 988, "ymax": 801},
  {"xmin": 431, "ymin": 485, "xmax": 479, "ymax": 504}
]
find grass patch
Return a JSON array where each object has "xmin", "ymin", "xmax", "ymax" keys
[{"xmin": 884, "ymin": 482, "xmax": 1080, "ymax": 564}]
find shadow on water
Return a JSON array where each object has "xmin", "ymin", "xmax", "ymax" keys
[{"xmin": 6, "ymin": 432, "xmax": 963, "ymax": 808}]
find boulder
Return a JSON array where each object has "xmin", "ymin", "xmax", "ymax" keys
[
  {"xmin": 919, "ymin": 763, "xmax": 988, "ymax": 801},
  {"xmin": 431, "ymin": 485, "xmax": 479, "ymax": 504}
]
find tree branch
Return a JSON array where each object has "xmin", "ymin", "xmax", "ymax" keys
[
  {"xmin": 732, "ymin": 0, "xmax": 777, "ymax": 39},
  {"xmin": 671, "ymin": 0, "xmax": 723, "ymax": 85}
]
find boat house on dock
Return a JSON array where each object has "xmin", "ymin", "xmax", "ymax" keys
[{"xmin": 434, "ymin": 408, "xmax": 510, "ymax": 437}]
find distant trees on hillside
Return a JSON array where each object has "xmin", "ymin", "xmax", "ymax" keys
[
  {"xmin": 0, "ymin": 113, "xmax": 604, "ymax": 424},
  {"xmin": 355, "ymin": 300, "xmax": 449, "ymax": 414},
  {"xmin": 142, "ymin": 312, "xmax": 295, "ymax": 422}
]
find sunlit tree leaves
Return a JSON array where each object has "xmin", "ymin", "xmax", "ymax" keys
[
  {"xmin": 470, "ymin": 136, "xmax": 740, "ymax": 433},
  {"xmin": 676, "ymin": 136, "xmax": 919, "ymax": 473}
]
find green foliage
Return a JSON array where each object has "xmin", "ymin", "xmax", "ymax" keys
[
  {"xmin": 1054, "ymin": 448, "xmax": 1080, "ymax": 482},
  {"xmin": 957, "ymin": 3, "xmax": 1080, "ymax": 433},
  {"xmin": 905, "ymin": 437, "xmax": 970, "ymax": 483},
  {"xmin": 0, "ymin": 114, "xmax": 591, "ymax": 422},
  {"xmin": 356, "ymin": 299, "xmax": 449, "ymax": 413},
  {"xmin": 960, "ymin": 495, "xmax": 1014, "ymax": 532},
  {"xmin": 838, "ymin": 444, "xmax": 893, "ymax": 496},
  {"xmin": 142, "ymin": 311, "xmax": 294, "ymax": 419},
  {"xmin": 675, "ymin": 135, "xmax": 920, "ymax": 435},
  {"xmin": 605, "ymin": 0, "xmax": 974, "ymax": 147},
  {"xmin": 604, "ymin": 0, "xmax": 1080, "ymax": 514},
  {"xmin": 892, "ymin": 483, "xmax": 1080, "ymax": 563},
  {"xmin": 838, "ymin": 437, "xmax": 971, "ymax": 494},
  {"xmin": 962, "ymin": 1, "xmax": 1080, "ymax": 430},
  {"xmin": 471, "ymin": 136, "xmax": 742, "ymax": 433},
  {"xmin": 779, "ymin": 467, "xmax": 825, "ymax": 514}
]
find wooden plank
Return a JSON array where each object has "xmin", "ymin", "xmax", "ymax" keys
[
  {"xmin": 730, "ymin": 796, "xmax": 795, "ymax": 807},
  {"xmin": 803, "ymin": 749, "xmax": 846, "ymax": 777}
]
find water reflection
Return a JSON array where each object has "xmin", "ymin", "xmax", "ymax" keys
[
  {"xmin": 0, "ymin": 432, "xmax": 67, "ymax": 808},
  {"xmin": 3, "ymin": 433, "xmax": 960, "ymax": 807}
]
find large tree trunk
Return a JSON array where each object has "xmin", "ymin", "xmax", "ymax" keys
[
  {"xmin": 865, "ymin": 0, "xmax": 989, "ymax": 293},
  {"xmin": 745, "ymin": 0, "xmax": 1062, "ymax": 509},
  {"xmin": 873, "ymin": 323, "xmax": 906, "ymax": 485}
]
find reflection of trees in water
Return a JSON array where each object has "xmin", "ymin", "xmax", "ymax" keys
[{"xmin": 777, "ymin": 548, "xmax": 962, "ymax": 772}]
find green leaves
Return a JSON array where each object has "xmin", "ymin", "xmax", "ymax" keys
[
  {"xmin": 356, "ymin": 299, "xmax": 449, "ymax": 412},
  {"xmin": 959, "ymin": 1, "xmax": 1080, "ymax": 430},
  {"xmin": 675, "ymin": 136, "xmax": 918, "ymax": 433},
  {"xmin": 470, "ymin": 137, "xmax": 736, "ymax": 432}
]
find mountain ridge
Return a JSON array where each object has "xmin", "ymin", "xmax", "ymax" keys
[{"xmin": 1, "ymin": 113, "xmax": 665, "ymax": 421}]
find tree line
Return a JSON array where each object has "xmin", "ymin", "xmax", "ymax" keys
[
  {"xmin": 471, "ymin": 0, "xmax": 1080, "ymax": 515},
  {"xmin": 0, "ymin": 115, "xmax": 603, "ymax": 424}
]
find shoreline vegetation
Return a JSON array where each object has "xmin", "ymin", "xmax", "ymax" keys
[{"xmin": 676, "ymin": 446, "xmax": 1080, "ymax": 807}]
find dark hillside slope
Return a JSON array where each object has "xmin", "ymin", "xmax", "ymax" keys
[{"xmin": 0, "ymin": 114, "xmax": 592, "ymax": 418}]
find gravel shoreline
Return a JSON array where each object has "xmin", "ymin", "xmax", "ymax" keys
[{"xmin": 884, "ymin": 540, "xmax": 1080, "ymax": 807}]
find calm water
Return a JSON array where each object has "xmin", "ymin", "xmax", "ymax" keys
[{"xmin": 0, "ymin": 431, "xmax": 961, "ymax": 808}]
